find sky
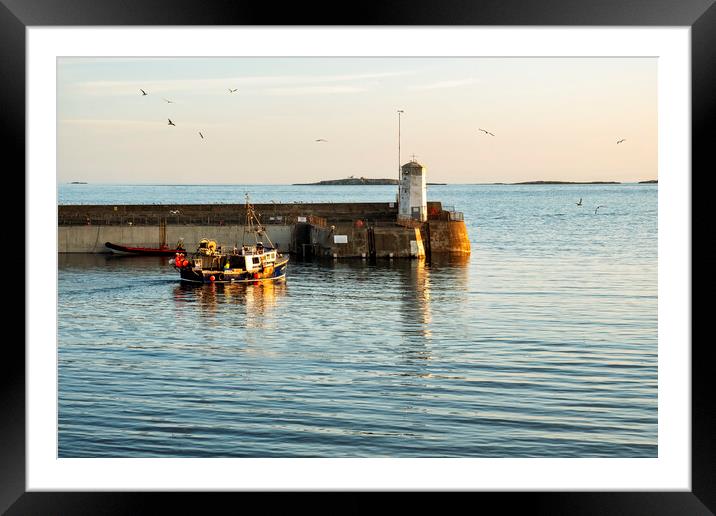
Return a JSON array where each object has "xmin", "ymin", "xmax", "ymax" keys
[{"xmin": 57, "ymin": 57, "xmax": 657, "ymax": 184}]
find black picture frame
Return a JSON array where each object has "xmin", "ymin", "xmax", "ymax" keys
[{"xmin": 6, "ymin": 0, "xmax": 711, "ymax": 513}]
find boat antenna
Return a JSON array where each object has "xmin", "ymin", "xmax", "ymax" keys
[
  {"xmin": 242, "ymin": 193, "xmax": 248, "ymax": 247},
  {"xmin": 397, "ymin": 109, "xmax": 404, "ymax": 204}
]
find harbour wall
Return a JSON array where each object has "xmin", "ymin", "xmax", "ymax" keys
[
  {"xmin": 58, "ymin": 224, "xmax": 294, "ymax": 254},
  {"xmin": 308, "ymin": 223, "xmax": 425, "ymax": 259},
  {"xmin": 58, "ymin": 202, "xmax": 470, "ymax": 258}
]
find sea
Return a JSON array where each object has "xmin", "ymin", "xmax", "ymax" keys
[{"xmin": 57, "ymin": 183, "xmax": 658, "ymax": 458}]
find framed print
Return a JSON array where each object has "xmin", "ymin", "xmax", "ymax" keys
[{"xmin": 6, "ymin": 0, "xmax": 712, "ymax": 513}]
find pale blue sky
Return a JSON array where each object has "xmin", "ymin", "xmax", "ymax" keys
[{"xmin": 57, "ymin": 57, "xmax": 657, "ymax": 184}]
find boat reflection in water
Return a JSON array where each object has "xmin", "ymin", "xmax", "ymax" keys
[{"xmin": 172, "ymin": 279, "xmax": 287, "ymax": 329}]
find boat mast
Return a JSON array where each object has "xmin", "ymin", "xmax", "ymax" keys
[{"xmin": 242, "ymin": 193, "xmax": 276, "ymax": 250}]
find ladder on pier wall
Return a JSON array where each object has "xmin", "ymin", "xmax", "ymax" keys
[{"xmin": 159, "ymin": 217, "xmax": 167, "ymax": 247}]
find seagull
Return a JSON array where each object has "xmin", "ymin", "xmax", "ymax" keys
[
  {"xmin": 595, "ymin": 205, "xmax": 605, "ymax": 214},
  {"xmin": 168, "ymin": 119, "xmax": 176, "ymax": 126},
  {"xmin": 617, "ymin": 138, "xmax": 626, "ymax": 144},
  {"xmin": 229, "ymin": 88, "xmax": 238, "ymax": 93},
  {"xmin": 478, "ymin": 128, "xmax": 495, "ymax": 136},
  {"xmin": 199, "ymin": 132, "xmax": 204, "ymax": 139},
  {"xmin": 576, "ymin": 198, "xmax": 583, "ymax": 206},
  {"xmin": 163, "ymin": 98, "xmax": 174, "ymax": 103},
  {"xmin": 140, "ymin": 89, "xmax": 148, "ymax": 96},
  {"xmin": 315, "ymin": 139, "xmax": 327, "ymax": 142}
]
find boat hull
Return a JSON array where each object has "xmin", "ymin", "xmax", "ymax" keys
[
  {"xmin": 105, "ymin": 242, "xmax": 185, "ymax": 256},
  {"xmin": 178, "ymin": 257, "xmax": 289, "ymax": 284}
]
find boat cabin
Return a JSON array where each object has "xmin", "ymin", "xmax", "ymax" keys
[{"xmin": 237, "ymin": 242, "xmax": 277, "ymax": 272}]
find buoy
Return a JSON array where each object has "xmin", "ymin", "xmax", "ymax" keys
[
  {"xmin": 182, "ymin": 260, "xmax": 189, "ymax": 267},
  {"xmin": 253, "ymin": 273, "xmax": 259, "ymax": 279},
  {"xmin": 209, "ymin": 275, "xmax": 215, "ymax": 282}
]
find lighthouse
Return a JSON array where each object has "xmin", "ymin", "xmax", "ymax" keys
[{"xmin": 398, "ymin": 157, "xmax": 427, "ymax": 222}]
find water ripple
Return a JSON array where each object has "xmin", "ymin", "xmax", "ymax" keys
[{"xmin": 58, "ymin": 184, "xmax": 657, "ymax": 457}]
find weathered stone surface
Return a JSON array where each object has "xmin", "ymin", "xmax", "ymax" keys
[{"xmin": 427, "ymin": 220, "xmax": 471, "ymax": 254}]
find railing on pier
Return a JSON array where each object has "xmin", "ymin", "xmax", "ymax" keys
[
  {"xmin": 427, "ymin": 206, "xmax": 464, "ymax": 222},
  {"xmin": 58, "ymin": 213, "xmax": 329, "ymax": 227}
]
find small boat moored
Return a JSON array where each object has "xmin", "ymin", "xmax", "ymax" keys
[{"xmin": 105, "ymin": 240, "xmax": 186, "ymax": 256}]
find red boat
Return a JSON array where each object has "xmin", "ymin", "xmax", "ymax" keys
[{"xmin": 105, "ymin": 241, "xmax": 186, "ymax": 256}]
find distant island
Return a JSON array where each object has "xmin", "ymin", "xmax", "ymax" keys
[
  {"xmin": 508, "ymin": 181, "xmax": 621, "ymax": 185},
  {"xmin": 483, "ymin": 180, "xmax": 657, "ymax": 185},
  {"xmin": 294, "ymin": 177, "xmax": 446, "ymax": 186},
  {"xmin": 70, "ymin": 181, "xmax": 88, "ymax": 184}
]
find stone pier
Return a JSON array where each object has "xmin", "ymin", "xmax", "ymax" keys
[{"xmin": 58, "ymin": 201, "xmax": 470, "ymax": 258}]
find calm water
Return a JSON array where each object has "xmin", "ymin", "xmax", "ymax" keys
[{"xmin": 58, "ymin": 183, "xmax": 657, "ymax": 457}]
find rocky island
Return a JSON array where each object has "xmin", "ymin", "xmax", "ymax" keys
[
  {"xmin": 509, "ymin": 180, "xmax": 621, "ymax": 185},
  {"xmin": 295, "ymin": 177, "xmax": 446, "ymax": 186},
  {"xmin": 294, "ymin": 177, "xmax": 397, "ymax": 185}
]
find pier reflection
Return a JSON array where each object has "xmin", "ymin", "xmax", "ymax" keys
[
  {"xmin": 399, "ymin": 253, "xmax": 470, "ymax": 340},
  {"xmin": 394, "ymin": 253, "xmax": 470, "ymax": 382},
  {"xmin": 316, "ymin": 253, "xmax": 470, "ymax": 363}
]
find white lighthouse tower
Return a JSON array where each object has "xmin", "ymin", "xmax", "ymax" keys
[{"xmin": 398, "ymin": 156, "xmax": 427, "ymax": 222}]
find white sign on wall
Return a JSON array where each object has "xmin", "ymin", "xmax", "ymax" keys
[
  {"xmin": 334, "ymin": 235, "xmax": 348, "ymax": 244},
  {"xmin": 297, "ymin": 216, "xmax": 307, "ymax": 222}
]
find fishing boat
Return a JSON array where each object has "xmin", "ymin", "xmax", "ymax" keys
[
  {"xmin": 105, "ymin": 240, "xmax": 186, "ymax": 256},
  {"xmin": 173, "ymin": 196, "xmax": 288, "ymax": 284}
]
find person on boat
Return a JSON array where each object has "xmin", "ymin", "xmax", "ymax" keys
[{"xmin": 256, "ymin": 242, "xmax": 264, "ymax": 254}]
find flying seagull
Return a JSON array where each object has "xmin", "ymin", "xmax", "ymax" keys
[
  {"xmin": 478, "ymin": 128, "xmax": 495, "ymax": 136},
  {"xmin": 163, "ymin": 98, "xmax": 174, "ymax": 103},
  {"xmin": 315, "ymin": 139, "xmax": 327, "ymax": 142},
  {"xmin": 617, "ymin": 138, "xmax": 626, "ymax": 144},
  {"xmin": 576, "ymin": 198, "xmax": 583, "ymax": 206},
  {"xmin": 168, "ymin": 119, "xmax": 176, "ymax": 126},
  {"xmin": 229, "ymin": 88, "xmax": 238, "ymax": 93},
  {"xmin": 595, "ymin": 205, "xmax": 605, "ymax": 214},
  {"xmin": 140, "ymin": 89, "xmax": 148, "ymax": 96},
  {"xmin": 199, "ymin": 132, "xmax": 204, "ymax": 139}
]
